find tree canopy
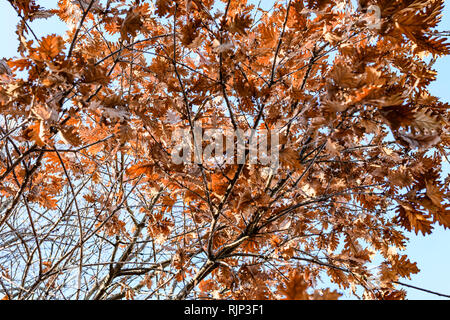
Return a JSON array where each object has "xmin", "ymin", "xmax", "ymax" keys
[{"xmin": 0, "ymin": 0, "xmax": 449, "ymax": 300}]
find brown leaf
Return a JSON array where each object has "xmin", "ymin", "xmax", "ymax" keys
[
  {"xmin": 59, "ymin": 126, "xmax": 82, "ymax": 146},
  {"xmin": 394, "ymin": 202, "xmax": 433, "ymax": 236},
  {"xmin": 280, "ymin": 271, "xmax": 310, "ymax": 300},
  {"xmin": 35, "ymin": 34, "xmax": 64, "ymax": 60},
  {"xmin": 229, "ymin": 12, "xmax": 253, "ymax": 35},
  {"xmin": 120, "ymin": 9, "xmax": 144, "ymax": 41}
]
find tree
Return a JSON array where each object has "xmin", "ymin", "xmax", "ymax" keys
[{"xmin": 0, "ymin": 0, "xmax": 449, "ymax": 300}]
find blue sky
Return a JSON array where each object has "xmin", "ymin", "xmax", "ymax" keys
[{"xmin": 0, "ymin": 0, "xmax": 449, "ymax": 299}]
